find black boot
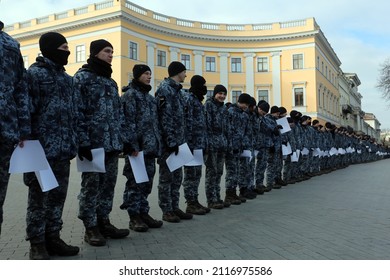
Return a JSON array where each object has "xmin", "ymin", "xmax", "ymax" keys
[
  {"xmin": 29, "ymin": 242, "xmax": 50, "ymax": 260},
  {"xmin": 186, "ymin": 200, "xmax": 206, "ymax": 215},
  {"xmin": 140, "ymin": 213, "xmax": 163, "ymax": 228},
  {"xmin": 224, "ymin": 189, "xmax": 241, "ymax": 205},
  {"xmin": 46, "ymin": 234, "xmax": 79, "ymax": 256},
  {"xmin": 84, "ymin": 226, "xmax": 106, "ymax": 246},
  {"xmin": 173, "ymin": 208, "xmax": 193, "ymax": 220},
  {"xmin": 129, "ymin": 215, "xmax": 149, "ymax": 232},
  {"xmin": 196, "ymin": 200, "xmax": 211, "ymax": 213},
  {"xmin": 98, "ymin": 218, "xmax": 129, "ymax": 239}
]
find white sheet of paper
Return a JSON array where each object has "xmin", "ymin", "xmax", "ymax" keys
[
  {"xmin": 276, "ymin": 116, "xmax": 291, "ymax": 134},
  {"xmin": 128, "ymin": 151, "xmax": 149, "ymax": 183},
  {"xmin": 254, "ymin": 150, "xmax": 259, "ymax": 157},
  {"xmin": 282, "ymin": 142, "xmax": 292, "ymax": 155},
  {"xmin": 185, "ymin": 149, "xmax": 204, "ymax": 166},
  {"xmin": 313, "ymin": 148, "xmax": 321, "ymax": 157},
  {"xmin": 240, "ymin": 150, "xmax": 252, "ymax": 158},
  {"xmin": 9, "ymin": 140, "xmax": 49, "ymax": 174},
  {"xmin": 166, "ymin": 143, "xmax": 194, "ymax": 172},
  {"xmin": 301, "ymin": 147, "xmax": 310, "ymax": 156},
  {"xmin": 76, "ymin": 148, "xmax": 106, "ymax": 173},
  {"xmin": 35, "ymin": 160, "xmax": 58, "ymax": 192},
  {"xmin": 291, "ymin": 151, "xmax": 299, "ymax": 162}
]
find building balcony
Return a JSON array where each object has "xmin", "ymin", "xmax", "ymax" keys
[{"xmin": 342, "ymin": 104, "xmax": 353, "ymax": 114}]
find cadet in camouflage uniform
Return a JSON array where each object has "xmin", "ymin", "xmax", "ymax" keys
[
  {"xmin": 155, "ymin": 61, "xmax": 193, "ymax": 223},
  {"xmin": 120, "ymin": 64, "xmax": 163, "ymax": 232},
  {"xmin": 74, "ymin": 39, "xmax": 129, "ymax": 246},
  {"xmin": 182, "ymin": 75, "xmax": 210, "ymax": 215},
  {"xmin": 25, "ymin": 32, "xmax": 78, "ymax": 259},
  {"xmin": 281, "ymin": 117, "xmax": 296, "ymax": 184},
  {"xmin": 254, "ymin": 100, "xmax": 270, "ymax": 194},
  {"xmin": 224, "ymin": 93, "xmax": 252, "ymax": 205},
  {"xmin": 204, "ymin": 85, "xmax": 229, "ymax": 209},
  {"xmin": 0, "ymin": 21, "xmax": 31, "ymax": 237}
]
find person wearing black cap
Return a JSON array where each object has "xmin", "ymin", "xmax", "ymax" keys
[
  {"xmin": 204, "ymin": 84, "xmax": 229, "ymax": 209},
  {"xmin": 281, "ymin": 117, "xmax": 297, "ymax": 185},
  {"xmin": 0, "ymin": 21, "xmax": 31, "ymax": 239},
  {"xmin": 25, "ymin": 32, "xmax": 79, "ymax": 259},
  {"xmin": 182, "ymin": 75, "xmax": 210, "ymax": 215},
  {"xmin": 263, "ymin": 105, "xmax": 283, "ymax": 190},
  {"xmin": 120, "ymin": 64, "xmax": 163, "ymax": 232},
  {"xmin": 224, "ymin": 93, "xmax": 252, "ymax": 205},
  {"xmin": 74, "ymin": 39, "xmax": 129, "ymax": 246},
  {"xmin": 274, "ymin": 106, "xmax": 289, "ymax": 187},
  {"xmin": 289, "ymin": 110, "xmax": 304, "ymax": 182},
  {"xmin": 155, "ymin": 61, "xmax": 192, "ymax": 223}
]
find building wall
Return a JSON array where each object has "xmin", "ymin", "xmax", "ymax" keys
[{"xmin": 8, "ymin": 0, "xmax": 346, "ymax": 126}]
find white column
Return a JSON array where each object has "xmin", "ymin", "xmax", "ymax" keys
[
  {"xmin": 244, "ymin": 53, "xmax": 255, "ymax": 97},
  {"xmin": 146, "ymin": 42, "xmax": 156, "ymax": 93},
  {"xmin": 218, "ymin": 52, "xmax": 229, "ymax": 89},
  {"xmin": 271, "ymin": 51, "xmax": 281, "ymax": 106},
  {"xmin": 169, "ymin": 47, "xmax": 180, "ymax": 62},
  {"xmin": 193, "ymin": 50, "xmax": 204, "ymax": 75}
]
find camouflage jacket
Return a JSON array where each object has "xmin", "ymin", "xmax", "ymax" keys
[
  {"xmin": 74, "ymin": 66, "xmax": 124, "ymax": 152},
  {"xmin": 121, "ymin": 81, "xmax": 161, "ymax": 157},
  {"xmin": 155, "ymin": 78, "xmax": 186, "ymax": 150},
  {"xmin": 27, "ymin": 56, "xmax": 77, "ymax": 160},
  {"xmin": 204, "ymin": 97, "xmax": 229, "ymax": 152},
  {"xmin": 0, "ymin": 23, "xmax": 31, "ymax": 144},
  {"xmin": 183, "ymin": 93, "xmax": 207, "ymax": 150},
  {"xmin": 227, "ymin": 104, "xmax": 250, "ymax": 152}
]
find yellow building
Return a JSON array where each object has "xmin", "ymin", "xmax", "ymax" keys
[{"xmin": 6, "ymin": 0, "xmax": 343, "ymax": 125}]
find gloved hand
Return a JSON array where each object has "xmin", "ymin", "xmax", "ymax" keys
[
  {"xmin": 168, "ymin": 145, "xmax": 179, "ymax": 155},
  {"xmin": 269, "ymin": 146, "xmax": 275, "ymax": 153},
  {"xmin": 78, "ymin": 146, "xmax": 93, "ymax": 161},
  {"xmin": 277, "ymin": 125, "xmax": 283, "ymax": 130},
  {"xmin": 123, "ymin": 143, "xmax": 135, "ymax": 155}
]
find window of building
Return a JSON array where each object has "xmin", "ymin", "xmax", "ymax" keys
[
  {"xmin": 294, "ymin": 87, "xmax": 304, "ymax": 106},
  {"xmin": 206, "ymin": 90, "xmax": 213, "ymax": 99},
  {"xmin": 325, "ymin": 66, "xmax": 328, "ymax": 78},
  {"xmin": 231, "ymin": 58, "xmax": 241, "ymax": 72},
  {"xmin": 257, "ymin": 57, "xmax": 268, "ymax": 72},
  {"xmin": 232, "ymin": 90, "xmax": 241, "ymax": 103},
  {"xmin": 157, "ymin": 50, "xmax": 166, "ymax": 67},
  {"xmin": 22, "ymin": 55, "xmax": 29, "ymax": 69},
  {"xmin": 205, "ymin": 56, "xmax": 216, "ymax": 72},
  {"xmin": 129, "ymin": 41, "xmax": 138, "ymax": 60},
  {"xmin": 258, "ymin": 89, "xmax": 269, "ymax": 103},
  {"xmin": 321, "ymin": 61, "xmax": 324, "ymax": 73},
  {"xmin": 181, "ymin": 54, "xmax": 191, "ymax": 69},
  {"xmin": 76, "ymin": 45, "xmax": 85, "ymax": 63},
  {"xmin": 317, "ymin": 56, "xmax": 320, "ymax": 69},
  {"xmin": 293, "ymin": 54, "xmax": 303, "ymax": 69}
]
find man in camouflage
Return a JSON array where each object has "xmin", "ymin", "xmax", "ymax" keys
[
  {"xmin": 25, "ymin": 32, "xmax": 78, "ymax": 259},
  {"xmin": 155, "ymin": 61, "xmax": 193, "ymax": 223},
  {"xmin": 74, "ymin": 39, "xmax": 129, "ymax": 246},
  {"xmin": 204, "ymin": 85, "xmax": 229, "ymax": 209},
  {"xmin": 182, "ymin": 75, "xmax": 209, "ymax": 215},
  {"xmin": 0, "ymin": 21, "xmax": 31, "ymax": 237},
  {"xmin": 120, "ymin": 64, "xmax": 163, "ymax": 232},
  {"xmin": 224, "ymin": 93, "xmax": 252, "ymax": 205}
]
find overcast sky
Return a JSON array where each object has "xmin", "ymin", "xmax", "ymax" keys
[{"xmin": 1, "ymin": 0, "xmax": 389, "ymax": 128}]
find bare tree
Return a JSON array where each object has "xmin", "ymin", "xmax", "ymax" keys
[{"xmin": 377, "ymin": 58, "xmax": 390, "ymax": 103}]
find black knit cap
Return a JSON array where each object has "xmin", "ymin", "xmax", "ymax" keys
[
  {"xmin": 258, "ymin": 101, "xmax": 270, "ymax": 113},
  {"xmin": 190, "ymin": 75, "xmax": 206, "ymax": 88},
  {"xmin": 213, "ymin": 84, "xmax": 227, "ymax": 96},
  {"xmin": 249, "ymin": 96, "xmax": 257, "ymax": 107},
  {"xmin": 39, "ymin": 32, "xmax": 67, "ymax": 54},
  {"xmin": 279, "ymin": 106, "xmax": 287, "ymax": 115},
  {"xmin": 133, "ymin": 64, "xmax": 151, "ymax": 80},
  {"xmin": 90, "ymin": 39, "xmax": 113, "ymax": 57},
  {"xmin": 237, "ymin": 93, "xmax": 252, "ymax": 105},
  {"xmin": 270, "ymin": 105, "xmax": 279, "ymax": 114},
  {"xmin": 168, "ymin": 61, "xmax": 186, "ymax": 77}
]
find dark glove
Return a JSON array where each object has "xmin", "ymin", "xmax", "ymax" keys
[
  {"xmin": 273, "ymin": 127, "xmax": 280, "ymax": 135},
  {"xmin": 123, "ymin": 143, "xmax": 135, "ymax": 155},
  {"xmin": 277, "ymin": 125, "xmax": 283, "ymax": 130},
  {"xmin": 168, "ymin": 145, "xmax": 179, "ymax": 155},
  {"xmin": 78, "ymin": 146, "xmax": 93, "ymax": 161},
  {"xmin": 232, "ymin": 149, "xmax": 240, "ymax": 155},
  {"xmin": 269, "ymin": 146, "xmax": 275, "ymax": 153},
  {"xmin": 282, "ymin": 141, "xmax": 288, "ymax": 146}
]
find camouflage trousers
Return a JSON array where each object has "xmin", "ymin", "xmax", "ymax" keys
[
  {"xmin": 0, "ymin": 142, "xmax": 14, "ymax": 230},
  {"xmin": 78, "ymin": 152, "xmax": 119, "ymax": 228},
  {"xmin": 239, "ymin": 156, "xmax": 252, "ymax": 189},
  {"xmin": 204, "ymin": 151, "xmax": 225, "ymax": 203},
  {"xmin": 183, "ymin": 165, "xmax": 202, "ymax": 201},
  {"xmin": 157, "ymin": 153, "xmax": 183, "ymax": 213},
  {"xmin": 282, "ymin": 155, "xmax": 292, "ymax": 181},
  {"xmin": 121, "ymin": 156, "xmax": 156, "ymax": 216},
  {"xmin": 24, "ymin": 159, "xmax": 70, "ymax": 242},
  {"xmin": 265, "ymin": 149, "xmax": 278, "ymax": 187},
  {"xmin": 255, "ymin": 148, "xmax": 267, "ymax": 187},
  {"xmin": 225, "ymin": 152, "xmax": 240, "ymax": 190}
]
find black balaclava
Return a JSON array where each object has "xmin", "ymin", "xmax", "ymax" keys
[
  {"xmin": 189, "ymin": 75, "xmax": 207, "ymax": 101},
  {"xmin": 39, "ymin": 32, "xmax": 70, "ymax": 66}
]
